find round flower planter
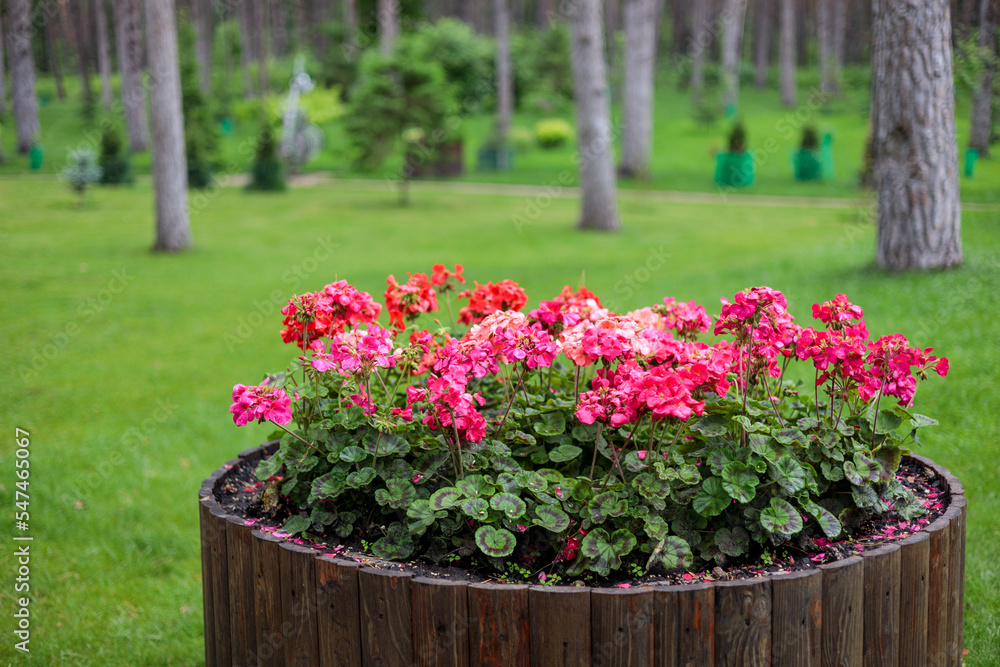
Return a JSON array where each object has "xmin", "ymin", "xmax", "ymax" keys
[{"xmin": 199, "ymin": 442, "xmax": 966, "ymax": 666}]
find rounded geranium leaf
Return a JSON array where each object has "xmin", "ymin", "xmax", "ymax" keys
[
  {"xmin": 489, "ymin": 492, "xmax": 527, "ymax": 519},
  {"xmin": 406, "ymin": 499, "xmax": 438, "ymax": 536},
  {"xmin": 475, "ymin": 525, "xmax": 516, "ymax": 558},
  {"xmin": 532, "ymin": 505, "xmax": 570, "ymax": 533},
  {"xmin": 312, "ymin": 471, "xmax": 347, "ymax": 500},
  {"xmin": 693, "ymin": 477, "xmax": 730, "ymax": 517},
  {"xmin": 768, "ymin": 457, "xmax": 806, "ymax": 495},
  {"xmin": 799, "ymin": 497, "xmax": 842, "ymax": 539},
  {"xmin": 648, "ymin": 535, "xmax": 693, "ymax": 571},
  {"xmin": 457, "ymin": 474, "xmax": 495, "ymax": 498},
  {"xmin": 429, "ymin": 487, "xmax": 463, "ymax": 510},
  {"xmin": 548, "ymin": 444, "xmax": 582, "ymax": 463},
  {"xmin": 340, "ymin": 446, "xmax": 368, "ymax": 463},
  {"xmin": 346, "ymin": 467, "xmax": 377, "ymax": 488},
  {"xmin": 580, "ymin": 528, "xmax": 637, "ymax": 577},
  {"xmin": 363, "ymin": 430, "xmax": 409, "ymax": 456},
  {"xmin": 843, "ymin": 454, "xmax": 877, "ymax": 485},
  {"xmin": 534, "ymin": 412, "xmax": 566, "ymax": 436},
  {"xmin": 460, "ymin": 497, "xmax": 489, "ymax": 520},
  {"xmin": 374, "ymin": 478, "xmax": 416, "ymax": 509},
  {"xmin": 759, "ymin": 498, "xmax": 803, "ymax": 536},
  {"xmin": 372, "ymin": 522, "xmax": 414, "ymax": 560},
  {"xmin": 715, "ymin": 526, "xmax": 750, "ymax": 557},
  {"xmin": 721, "ymin": 463, "xmax": 758, "ymax": 503},
  {"xmin": 281, "ymin": 514, "xmax": 311, "ymax": 537}
]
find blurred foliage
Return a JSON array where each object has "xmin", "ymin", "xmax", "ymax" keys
[
  {"xmin": 512, "ymin": 24, "xmax": 574, "ymax": 113},
  {"xmin": 954, "ymin": 30, "xmax": 1000, "ymax": 96},
  {"xmin": 397, "ymin": 19, "xmax": 495, "ymax": 107},
  {"xmin": 179, "ymin": 10, "xmax": 220, "ymax": 189},
  {"xmin": 534, "ymin": 118, "xmax": 573, "ymax": 149},
  {"xmin": 98, "ymin": 123, "xmax": 133, "ymax": 185},
  {"xmin": 247, "ymin": 123, "xmax": 286, "ymax": 191}
]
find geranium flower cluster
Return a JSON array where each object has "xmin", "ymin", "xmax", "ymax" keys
[
  {"xmin": 457, "ymin": 279, "xmax": 529, "ymax": 325},
  {"xmin": 230, "ymin": 382, "xmax": 292, "ymax": 426},
  {"xmin": 280, "ymin": 280, "xmax": 382, "ymax": 349},
  {"xmin": 384, "ymin": 272, "xmax": 438, "ymax": 331}
]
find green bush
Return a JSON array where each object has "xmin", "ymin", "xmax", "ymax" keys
[
  {"xmin": 247, "ymin": 125, "xmax": 286, "ymax": 192},
  {"xmin": 179, "ymin": 10, "xmax": 219, "ymax": 189},
  {"xmin": 800, "ymin": 125, "xmax": 820, "ymax": 152},
  {"xmin": 395, "ymin": 19, "xmax": 494, "ymax": 108},
  {"xmin": 727, "ymin": 121, "xmax": 747, "ymax": 154},
  {"xmin": 98, "ymin": 124, "xmax": 133, "ymax": 185},
  {"xmin": 534, "ymin": 118, "xmax": 573, "ymax": 150}
]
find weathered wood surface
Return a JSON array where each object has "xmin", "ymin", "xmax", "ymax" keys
[
  {"xmin": 862, "ymin": 543, "xmax": 901, "ymax": 667},
  {"xmin": 898, "ymin": 532, "xmax": 930, "ymax": 666},
  {"xmin": 226, "ymin": 518, "xmax": 258, "ymax": 665},
  {"xmin": 252, "ymin": 530, "xmax": 285, "ymax": 667},
  {"xmin": 467, "ymin": 582, "xmax": 530, "ymax": 667},
  {"xmin": 278, "ymin": 542, "xmax": 320, "ymax": 665},
  {"xmin": 591, "ymin": 587, "xmax": 654, "ymax": 666},
  {"xmin": 819, "ymin": 554, "xmax": 864, "ymax": 667},
  {"xmin": 412, "ymin": 577, "xmax": 469, "ymax": 667},
  {"xmin": 358, "ymin": 567, "xmax": 413, "ymax": 667},
  {"xmin": 770, "ymin": 569, "xmax": 822, "ymax": 667},
  {"xmin": 315, "ymin": 557, "xmax": 361, "ymax": 667},
  {"xmin": 714, "ymin": 578, "xmax": 771, "ymax": 667},
  {"xmin": 529, "ymin": 586, "xmax": 591, "ymax": 665}
]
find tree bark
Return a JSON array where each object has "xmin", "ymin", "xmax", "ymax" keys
[
  {"xmin": 606, "ymin": 0, "xmax": 620, "ymax": 71},
  {"xmin": 753, "ymin": 0, "xmax": 772, "ymax": 88},
  {"xmin": 379, "ymin": 0, "xmax": 400, "ymax": 55},
  {"xmin": 94, "ymin": 0, "xmax": 114, "ymax": 110},
  {"xmin": 817, "ymin": 0, "xmax": 834, "ymax": 94},
  {"xmin": 537, "ymin": 0, "xmax": 553, "ymax": 28},
  {"xmin": 620, "ymin": 0, "xmax": 657, "ymax": 178},
  {"xmin": 45, "ymin": 14, "xmax": 67, "ymax": 101},
  {"xmin": 872, "ymin": 0, "xmax": 963, "ymax": 271},
  {"xmin": 795, "ymin": 0, "xmax": 808, "ymax": 65},
  {"xmin": 720, "ymin": 0, "xmax": 748, "ymax": 112},
  {"xmin": 254, "ymin": 0, "xmax": 268, "ymax": 95},
  {"xmin": 690, "ymin": 0, "xmax": 713, "ymax": 107},
  {"xmin": 671, "ymin": 0, "xmax": 690, "ymax": 57},
  {"xmin": 494, "ymin": 0, "xmax": 513, "ymax": 170},
  {"xmin": 344, "ymin": 0, "xmax": 360, "ymax": 59},
  {"xmin": 570, "ymin": 0, "xmax": 622, "ymax": 231},
  {"xmin": 238, "ymin": 0, "xmax": 255, "ymax": 98},
  {"xmin": 144, "ymin": 0, "xmax": 191, "ymax": 252},
  {"xmin": 779, "ymin": 0, "xmax": 795, "ymax": 106},
  {"xmin": 68, "ymin": 0, "xmax": 95, "ymax": 105},
  {"xmin": 6, "ymin": 0, "xmax": 40, "ymax": 152},
  {"xmin": 271, "ymin": 0, "xmax": 287, "ymax": 57},
  {"xmin": 191, "ymin": 0, "xmax": 213, "ymax": 95},
  {"xmin": 831, "ymin": 0, "xmax": 846, "ymax": 89},
  {"xmin": 969, "ymin": 0, "xmax": 997, "ymax": 156},
  {"xmin": 114, "ymin": 0, "xmax": 149, "ymax": 151},
  {"xmin": 0, "ymin": 8, "xmax": 7, "ymax": 117}
]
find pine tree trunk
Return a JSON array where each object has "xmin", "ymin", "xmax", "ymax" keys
[
  {"xmin": 817, "ymin": 0, "xmax": 834, "ymax": 94},
  {"xmin": 144, "ymin": 0, "xmax": 191, "ymax": 252},
  {"xmin": 753, "ymin": 0, "xmax": 773, "ymax": 89},
  {"xmin": 379, "ymin": 0, "xmax": 400, "ymax": 55},
  {"xmin": 94, "ymin": 0, "xmax": 114, "ymax": 110},
  {"xmin": 671, "ymin": 0, "xmax": 690, "ymax": 57},
  {"xmin": 271, "ymin": 0, "xmax": 287, "ymax": 57},
  {"xmin": 779, "ymin": 0, "xmax": 795, "ymax": 106},
  {"xmin": 620, "ymin": 0, "xmax": 657, "ymax": 179},
  {"xmin": 721, "ymin": 0, "xmax": 748, "ymax": 112},
  {"xmin": 6, "ymin": 0, "xmax": 40, "ymax": 152},
  {"xmin": 69, "ymin": 0, "xmax": 95, "ymax": 105},
  {"xmin": 570, "ymin": 0, "xmax": 622, "ymax": 232},
  {"xmin": 312, "ymin": 0, "xmax": 331, "ymax": 61},
  {"xmin": 239, "ymin": 0, "xmax": 255, "ymax": 98},
  {"xmin": 690, "ymin": 0, "xmax": 713, "ymax": 107},
  {"xmin": 606, "ymin": 0, "xmax": 620, "ymax": 71},
  {"xmin": 969, "ymin": 0, "xmax": 997, "ymax": 156},
  {"xmin": 494, "ymin": 0, "xmax": 513, "ymax": 170},
  {"xmin": 831, "ymin": 0, "xmax": 846, "ymax": 90},
  {"xmin": 795, "ymin": 0, "xmax": 808, "ymax": 65},
  {"xmin": 537, "ymin": 0, "xmax": 553, "ymax": 28},
  {"xmin": 254, "ymin": 0, "xmax": 268, "ymax": 95},
  {"xmin": 872, "ymin": 0, "xmax": 963, "ymax": 271},
  {"xmin": 0, "ymin": 8, "xmax": 7, "ymax": 117},
  {"xmin": 192, "ymin": 0, "xmax": 213, "ymax": 95},
  {"xmin": 114, "ymin": 0, "xmax": 149, "ymax": 151},
  {"xmin": 45, "ymin": 16, "xmax": 67, "ymax": 101}
]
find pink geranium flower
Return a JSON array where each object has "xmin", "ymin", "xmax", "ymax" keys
[{"xmin": 230, "ymin": 382, "xmax": 292, "ymax": 426}]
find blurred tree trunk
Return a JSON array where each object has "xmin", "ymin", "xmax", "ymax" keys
[
  {"xmin": 753, "ymin": 0, "xmax": 772, "ymax": 88},
  {"xmin": 0, "ymin": 8, "xmax": 7, "ymax": 116},
  {"xmin": 254, "ymin": 0, "xmax": 268, "ymax": 95},
  {"xmin": 378, "ymin": 0, "xmax": 399, "ymax": 55},
  {"xmin": 6, "ymin": 0, "xmax": 40, "ymax": 152},
  {"xmin": 671, "ymin": 0, "xmax": 690, "ymax": 57},
  {"xmin": 606, "ymin": 0, "xmax": 620, "ymax": 71},
  {"xmin": 238, "ymin": 0, "xmax": 255, "ymax": 98},
  {"xmin": 779, "ymin": 0, "xmax": 795, "ymax": 106},
  {"xmin": 537, "ymin": 0, "xmax": 553, "ymax": 28},
  {"xmin": 620, "ymin": 0, "xmax": 657, "ymax": 179},
  {"xmin": 94, "ymin": 0, "xmax": 114, "ymax": 109},
  {"xmin": 495, "ymin": 0, "xmax": 513, "ymax": 169},
  {"xmin": 872, "ymin": 0, "xmax": 962, "ymax": 270},
  {"xmin": 312, "ymin": 0, "xmax": 331, "ymax": 61},
  {"xmin": 970, "ymin": 0, "xmax": 997, "ymax": 156},
  {"xmin": 191, "ymin": 0, "xmax": 213, "ymax": 95},
  {"xmin": 45, "ymin": 15, "xmax": 67, "ymax": 101},
  {"xmin": 570, "ymin": 0, "xmax": 622, "ymax": 231},
  {"xmin": 344, "ymin": 0, "xmax": 359, "ymax": 59},
  {"xmin": 690, "ymin": 0, "xmax": 712, "ymax": 107},
  {"xmin": 720, "ymin": 0, "xmax": 747, "ymax": 112},
  {"xmin": 68, "ymin": 0, "xmax": 95, "ymax": 105},
  {"xmin": 144, "ymin": 0, "xmax": 191, "ymax": 252},
  {"xmin": 795, "ymin": 0, "xmax": 808, "ymax": 65},
  {"xmin": 817, "ymin": 0, "xmax": 833, "ymax": 94},
  {"xmin": 271, "ymin": 0, "xmax": 287, "ymax": 57},
  {"xmin": 114, "ymin": 0, "xmax": 149, "ymax": 151},
  {"xmin": 831, "ymin": 0, "xmax": 846, "ymax": 89}
]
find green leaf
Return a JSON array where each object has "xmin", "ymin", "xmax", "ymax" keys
[
  {"xmin": 715, "ymin": 526, "xmax": 750, "ymax": 557},
  {"xmin": 843, "ymin": 453, "xmax": 878, "ymax": 485},
  {"xmin": 548, "ymin": 444, "xmax": 583, "ymax": 463},
  {"xmin": 312, "ymin": 471, "xmax": 346, "ymax": 499},
  {"xmin": 509, "ymin": 430, "xmax": 537, "ymax": 445},
  {"xmin": 475, "ymin": 525, "xmax": 516, "ymax": 557},
  {"xmin": 772, "ymin": 428, "xmax": 808, "ymax": 447},
  {"xmin": 255, "ymin": 453, "xmax": 284, "ymax": 480},
  {"xmin": 797, "ymin": 417, "xmax": 822, "ymax": 431},
  {"xmin": 678, "ymin": 463, "xmax": 701, "ymax": 485},
  {"xmin": 820, "ymin": 460, "xmax": 845, "ymax": 482},
  {"xmin": 693, "ymin": 477, "xmax": 730, "ymax": 517},
  {"xmin": 643, "ymin": 515, "xmax": 670, "ymax": 541},
  {"xmin": 721, "ymin": 463, "xmax": 758, "ymax": 503},
  {"xmin": 798, "ymin": 497, "xmax": 842, "ymax": 538},
  {"xmin": 281, "ymin": 514, "xmax": 311, "ymax": 536},
  {"xmin": 340, "ymin": 445, "xmax": 369, "ymax": 463},
  {"xmin": 759, "ymin": 498, "xmax": 803, "ymax": 536},
  {"xmin": 768, "ymin": 457, "xmax": 806, "ymax": 495},
  {"xmin": 589, "ymin": 491, "xmax": 628, "ymax": 524},
  {"xmin": 406, "ymin": 499, "xmax": 439, "ymax": 535},
  {"xmin": 534, "ymin": 412, "xmax": 567, "ymax": 437},
  {"xmin": 372, "ymin": 522, "xmax": 414, "ymax": 560},
  {"xmin": 514, "ymin": 471, "xmax": 547, "ymax": 493},
  {"xmin": 429, "ymin": 487, "xmax": 463, "ymax": 510},
  {"xmin": 346, "ymin": 467, "xmax": 377, "ymax": 488},
  {"xmin": 648, "ymin": 536, "xmax": 693, "ymax": 570},
  {"xmin": 909, "ymin": 413, "xmax": 939, "ymax": 428},
  {"xmin": 533, "ymin": 505, "xmax": 570, "ymax": 532},
  {"xmin": 874, "ymin": 409, "xmax": 903, "ymax": 434},
  {"xmin": 581, "ymin": 528, "xmax": 638, "ymax": 577},
  {"xmin": 460, "ymin": 497, "xmax": 489, "ymax": 520},
  {"xmin": 374, "ymin": 478, "xmax": 417, "ymax": 509},
  {"xmin": 690, "ymin": 414, "xmax": 728, "ymax": 437},
  {"xmin": 489, "ymin": 493, "xmax": 527, "ymax": 519},
  {"xmin": 851, "ymin": 485, "xmax": 882, "ymax": 510},
  {"xmin": 457, "ymin": 475, "xmax": 495, "ymax": 498},
  {"xmin": 363, "ymin": 430, "xmax": 409, "ymax": 456}
]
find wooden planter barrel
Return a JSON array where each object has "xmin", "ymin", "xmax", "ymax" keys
[{"xmin": 199, "ymin": 443, "xmax": 966, "ymax": 666}]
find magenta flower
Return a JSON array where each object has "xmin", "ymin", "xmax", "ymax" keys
[{"xmin": 230, "ymin": 383, "xmax": 293, "ymax": 426}]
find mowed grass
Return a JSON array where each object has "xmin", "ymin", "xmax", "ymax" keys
[{"xmin": 0, "ymin": 177, "xmax": 998, "ymax": 664}]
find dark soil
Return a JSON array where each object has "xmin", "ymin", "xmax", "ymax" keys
[{"xmin": 214, "ymin": 457, "xmax": 949, "ymax": 589}]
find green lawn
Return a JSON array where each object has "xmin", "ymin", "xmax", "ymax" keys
[{"xmin": 0, "ymin": 176, "xmax": 998, "ymax": 664}]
